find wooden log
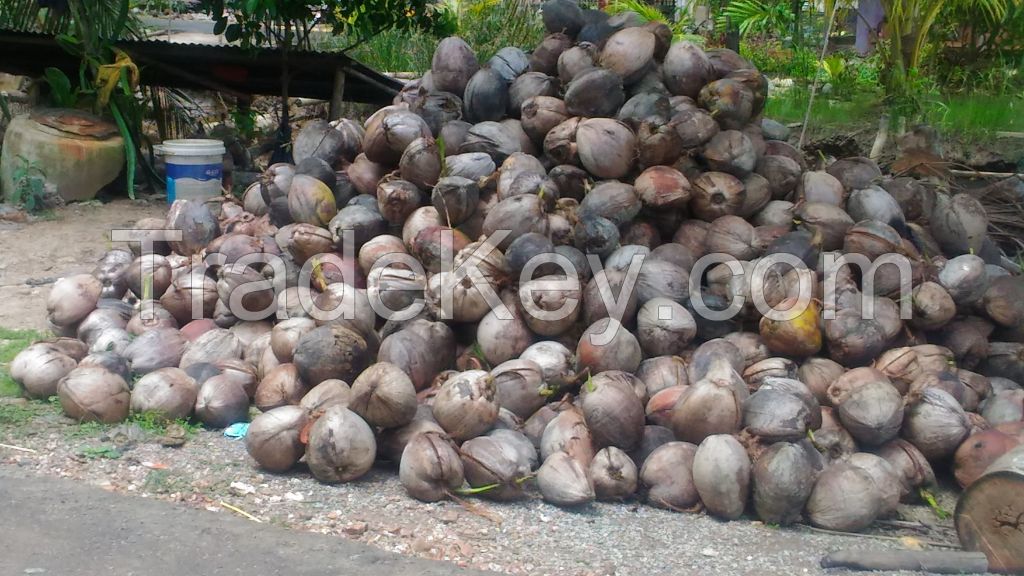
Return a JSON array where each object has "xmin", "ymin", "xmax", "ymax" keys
[
  {"xmin": 821, "ymin": 550, "xmax": 989, "ymax": 573},
  {"xmin": 955, "ymin": 444, "xmax": 1024, "ymax": 573}
]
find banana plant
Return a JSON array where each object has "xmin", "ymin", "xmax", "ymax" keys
[
  {"xmin": 2, "ymin": 0, "xmax": 150, "ymax": 198},
  {"xmin": 880, "ymin": 0, "xmax": 1016, "ymax": 101}
]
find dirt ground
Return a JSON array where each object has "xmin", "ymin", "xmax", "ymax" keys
[
  {"xmin": 0, "ymin": 198, "xmax": 166, "ymax": 331},
  {"xmin": 0, "ymin": 200, "xmax": 984, "ymax": 576}
]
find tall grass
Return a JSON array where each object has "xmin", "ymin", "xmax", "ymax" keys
[
  {"xmin": 314, "ymin": 0, "xmax": 545, "ymax": 74},
  {"xmin": 921, "ymin": 94, "xmax": 1024, "ymax": 135},
  {"xmin": 764, "ymin": 88, "xmax": 883, "ymax": 127},
  {"xmin": 765, "ymin": 87, "xmax": 1024, "ymax": 138}
]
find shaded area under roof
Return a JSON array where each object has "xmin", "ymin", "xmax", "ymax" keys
[{"xmin": 0, "ymin": 30, "xmax": 405, "ymax": 105}]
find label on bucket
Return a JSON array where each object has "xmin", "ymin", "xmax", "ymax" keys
[{"xmin": 166, "ymin": 163, "xmax": 222, "ymax": 202}]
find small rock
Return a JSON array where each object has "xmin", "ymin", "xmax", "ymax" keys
[
  {"xmin": 284, "ymin": 492, "xmax": 304, "ymax": 502},
  {"xmin": 0, "ymin": 204, "xmax": 28, "ymax": 223},
  {"xmin": 344, "ymin": 521, "xmax": 368, "ymax": 536},
  {"xmin": 440, "ymin": 510, "xmax": 459, "ymax": 524},
  {"xmin": 411, "ymin": 536, "xmax": 433, "ymax": 553},
  {"xmin": 701, "ymin": 547, "xmax": 718, "ymax": 558},
  {"xmin": 760, "ymin": 118, "xmax": 790, "ymax": 141},
  {"xmin": 229, "ymin": 481, "xmax": 256, "ymax": 496}
]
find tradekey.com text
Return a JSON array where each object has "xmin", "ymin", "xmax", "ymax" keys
[{"xmin": 112, "ymin": 227, "xmax": 916, "ymax": 346}]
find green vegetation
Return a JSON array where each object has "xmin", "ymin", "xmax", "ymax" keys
[
  {"xmin": 722, "ymin": 0, "xmax": 794, "ymax": 37},
  {"xmin": 2, "ymin": 0, "xmax": 153, "ymax": 198},
  {"xmin": 0, "ymin": 328, "xmax": 45, "ymax": 398},
  {"xmin": 128, "ymin": 410, "xmax": 203, "ymax": 436},
  {"xmin": 63, "ymin": 421, "xmax": 111, "ymax": 439},
  {"xmin": 78, "ymin": 444, "xmax": 123, "ymax": 459},
  {"xmin": 9, "ymin": 157, "xmax": 49, "ymax": 213},
  {"xmin": 311, "ymin": 0, "xmax": 545, "ymax": 74},
  {"xmin": 878, "ymin": 0, "xmax": 1013, "ymax": 103},
  {"xmin": 765, "ymin": 88, "xmax": 1023, "ymax": 138},
  {"xmin": 0, "ymin": 403, "xmax": 35, "ymax": 426},
  {"xmin": 764, "ymin": 88, "xmax": 881, "ymax": 128}
]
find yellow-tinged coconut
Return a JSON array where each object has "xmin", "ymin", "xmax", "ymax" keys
[{"xmin": 759, "ymin": 298, "xmax": 822, "ymax": 357}]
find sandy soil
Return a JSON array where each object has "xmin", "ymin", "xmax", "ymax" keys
[{"xmin": 0, "ymin": 199, "xmax": 166, "ymax": 331}]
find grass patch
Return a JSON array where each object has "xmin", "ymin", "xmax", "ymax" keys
[
  {"xmin": 765, "ymin": 88, "xmax": 1024, "ymax": 139},
  {"xmin": 78, "ymin": 444, "xmax": 123, "ymax": 460},
  {"xmin": 764, "ymin": 88, "xmax": 883, "ymax": 128},
  {"xmin": 142, "ymin": 468, "xmax": 191, "ymax": 494},
  {"xmin": 922, "ymin": 93, "xmax": 1024, "ymax": 137},
  {"xmin": 0, "ymin": 402, "xmax": 35, "ymax": 426},
  {"xmin": 0, "ymin": 328, "xmax": 46, "ymax": 398}
]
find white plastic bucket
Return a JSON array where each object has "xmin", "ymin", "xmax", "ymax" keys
[{"xmin": 155, "ymin": 139, "xmax": 226, "ymax": 203}]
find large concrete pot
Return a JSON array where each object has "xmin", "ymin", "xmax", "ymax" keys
[{"xmin": 1, "ymin": 109, "xmax": 124, "ymax": 202}]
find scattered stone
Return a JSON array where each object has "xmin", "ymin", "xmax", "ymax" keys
[
  {"xmin": 157, "ymin": 423, "xmax": 188, "ymax": 447},
  {"xmin": 229, "ymin": 481, "xmax": 256, "ymax": 496},
  {"xmin": 344, "ymin": 521, "xmax": 368, "ymax": 536},
  {"xmin": 0, "ymin": 204, "xmax": 28, "ymax": 223}
]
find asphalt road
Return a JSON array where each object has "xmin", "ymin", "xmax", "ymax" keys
[{"xmin": 0, "ymin": 473, "xmax": 491, "ymax": 576}]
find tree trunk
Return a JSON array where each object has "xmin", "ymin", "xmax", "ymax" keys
[
  {"xmin": 725, "ymin": 17, "xmax": 740, "ymax": 51},
  {"xmin": 955, "ymin": 444, "xmax": 1024, "ymax": 573}
]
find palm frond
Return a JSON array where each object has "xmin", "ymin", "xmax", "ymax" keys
[
  {"xmin": 605, "ymin": 0, "xmax": 670, "ymax": 23},
  {"xmin": 720, "ymin": 0, "xmax": 794, "ymax": 37},
  {"xmin": 0, "ymin": 0, "xmax": 141, "ymax": 39}
]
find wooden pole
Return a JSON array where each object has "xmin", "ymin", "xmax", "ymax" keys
[
  {"xmin": 955, "ymin": 444, "xmax": 1024, "ymax": 573},
  {"xmin": 821, "ymin": 550, "xmax": 989, "ymax": 573},
  {"xmin": 869, "ymin": 112, "xmax": 889, "ymax": 160},
  {"xmin": 328, "ymin": 66, "xmax": 346, "ymax": 121}
]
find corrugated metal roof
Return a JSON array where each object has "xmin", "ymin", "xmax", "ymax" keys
[{"xmin": 0, "ymin": 29, "xmax": 404, "ymax": 104}]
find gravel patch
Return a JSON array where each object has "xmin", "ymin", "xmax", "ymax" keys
[{"xmin": 0, "ymin": 398, "xmax": 976, "ymax": 576}]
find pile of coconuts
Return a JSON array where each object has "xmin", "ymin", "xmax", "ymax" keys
[{"xmin": 11, "ymin": 0, "xmax": 1024, "ymax": 533}]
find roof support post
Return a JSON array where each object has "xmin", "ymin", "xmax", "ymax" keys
[{"xmin": 328, "ymin": 65, "xmax": 346, "ymax": 121}]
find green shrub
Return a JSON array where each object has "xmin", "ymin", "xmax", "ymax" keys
[{"xmin": 317, "ymin": 0, "xmax": 544, "ymax": 74}]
